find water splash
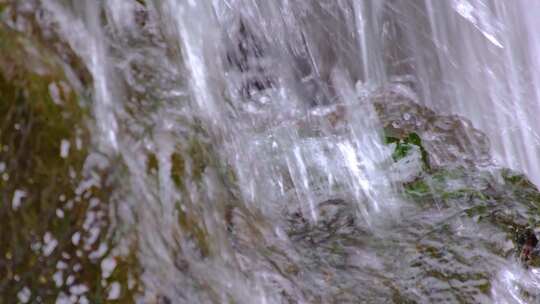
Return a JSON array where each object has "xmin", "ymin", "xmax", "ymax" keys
[{"xmin": 6, "ymin": 0, "xmax": 540, "ymax": 303}]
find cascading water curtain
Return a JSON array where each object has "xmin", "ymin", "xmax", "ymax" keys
[{"xmin": 2, "ymin": 0, "xmax": 540, "ymax": 303}]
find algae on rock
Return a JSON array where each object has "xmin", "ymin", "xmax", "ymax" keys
[{"xmin": 0, "ymin": 18, "xmax": 140, "ymax": 303}]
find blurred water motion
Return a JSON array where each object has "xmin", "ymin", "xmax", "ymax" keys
[{"xmin": 2, "ymin": 0, "xmax": 540, "ymax": 303}]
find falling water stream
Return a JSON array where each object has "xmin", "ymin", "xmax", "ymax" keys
[{"xmin": 3, "ymin": 0, "xmax": 540, "ymax": 303}]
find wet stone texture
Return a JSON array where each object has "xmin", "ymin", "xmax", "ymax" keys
[
  {"xmin": 3, "ymin": 2, "xmax": 540, "ymax": 303},
  {"xmin": 373, "ymin": 84, "xmax": 492, "ymax": 168},
  {"xmin": 271, "ymin": 87, "xmax": 540, "ymax": 303},
  {"xmin": 0, "ymin": 8, "xmax": 140, "ymax": 304}
]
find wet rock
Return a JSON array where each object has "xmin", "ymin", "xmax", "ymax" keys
[
  {"xmin": 0, "ymin": 13, "xmax": 140, "ymax": 303},
  {"xmin": 286, "ymin": 199, "xmax": 358, "ymax": 243},
  {"xmin": 226, "ymin": 20, "xmax": 274, "ymax": 100},
  {"xmin": 373, "ymin": 84, "xmax": 492, "ymax": 168},
  {"xmin": 516, "ymin": 228, "xmax": 538, "ymax": 264},
  {"xmin": 157, "ymin": 294, "xmax": 173, "ymax": 304}
]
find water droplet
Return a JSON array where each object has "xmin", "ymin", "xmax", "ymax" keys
[
  {"xmin": 43, "ymin": 232, "xmax": 58, "ymax": 256},
  {"xmin": 12, "ymin": 189, "xmax": 27, "ymax": 210},
  {"xmin": 69, "ymin": 284, "xmax": 89, "ymax": 296},
  {"xmin": 53, "ymin": 271, "xmax": 63, "ymax": 287},
  {"xmin": 72, "ymin": 232, "xmax": 81, "ymax": 246},
  {"xmin": 60, "ymin": 139, "xmax": 70, "ymax": 159},
  {"xmin": 107, "ymin": 282, "xmax": 121, "ymax": 300},
  {"xmin": 17, "ymin": 287, "xmax": 31, "ymax": 303},
  {"xmin": 403, "ymin": 113, "xmax": 411, "ymax": 121},
  {"xmin": 49, "ymin": 82, "xmax": 62, "ymax": 105},
  {"xmin": 101, "ymin": 257, "xmax": 117, "ymax": 279}
]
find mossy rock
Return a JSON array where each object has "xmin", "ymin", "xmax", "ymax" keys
[
  {"xmin": 385, "ymin": 132, "xmax": 540, "ymax": 267},
  {"xmin": 385, "ymin": 131, "xmax": 430, "ymax": 170},
  {"xmin": 0, "ymin": 22, "xmax": 140, "ymax": 303}
]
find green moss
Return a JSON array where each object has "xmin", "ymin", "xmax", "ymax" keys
[
  {"xmin": 188, "ymin": 138, "xmax": 210, "ymax": 182},
  {"xmin": 176, "ymin": 201, "xmax": 209, "ymax": 258},
  {"xmin": 501, "ymin": 169, "xmax": 534, "ymax": 187},
  {"xmin": 0, "ymin": 23, "xmax": 140, "ymax": 302},
  {"xmin": 403, "ymin": 179, "xmax": 431, "ymax": 199},
  {"xmin": 402, "ymin": 166, "xmax": 491, "ymax": 208},
  {"xmin": 146, "ymin": 152, "xmax": 158, "ymax": 174},
  {"xmin": 171, "ymin": 152, "xmax": 185, "ymax": 188},
  {"xmin": 385, "ymin": 131, "xmax": 430, "ymax": 170},
  {"xmin": 476, "ymin": 281, "xmax": 492, "ymax": 295},
  {"xmin": 501, "ymin": 169, "xmax": 540, "ymax": 208},
  {"xmin": 463, "ymin": 205, "xmax": 488, "ymax": 217}
]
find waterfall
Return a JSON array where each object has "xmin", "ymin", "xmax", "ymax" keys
[{"xmin": 4, "ymin": 0, "xmax": 540, "ymax": 303}]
